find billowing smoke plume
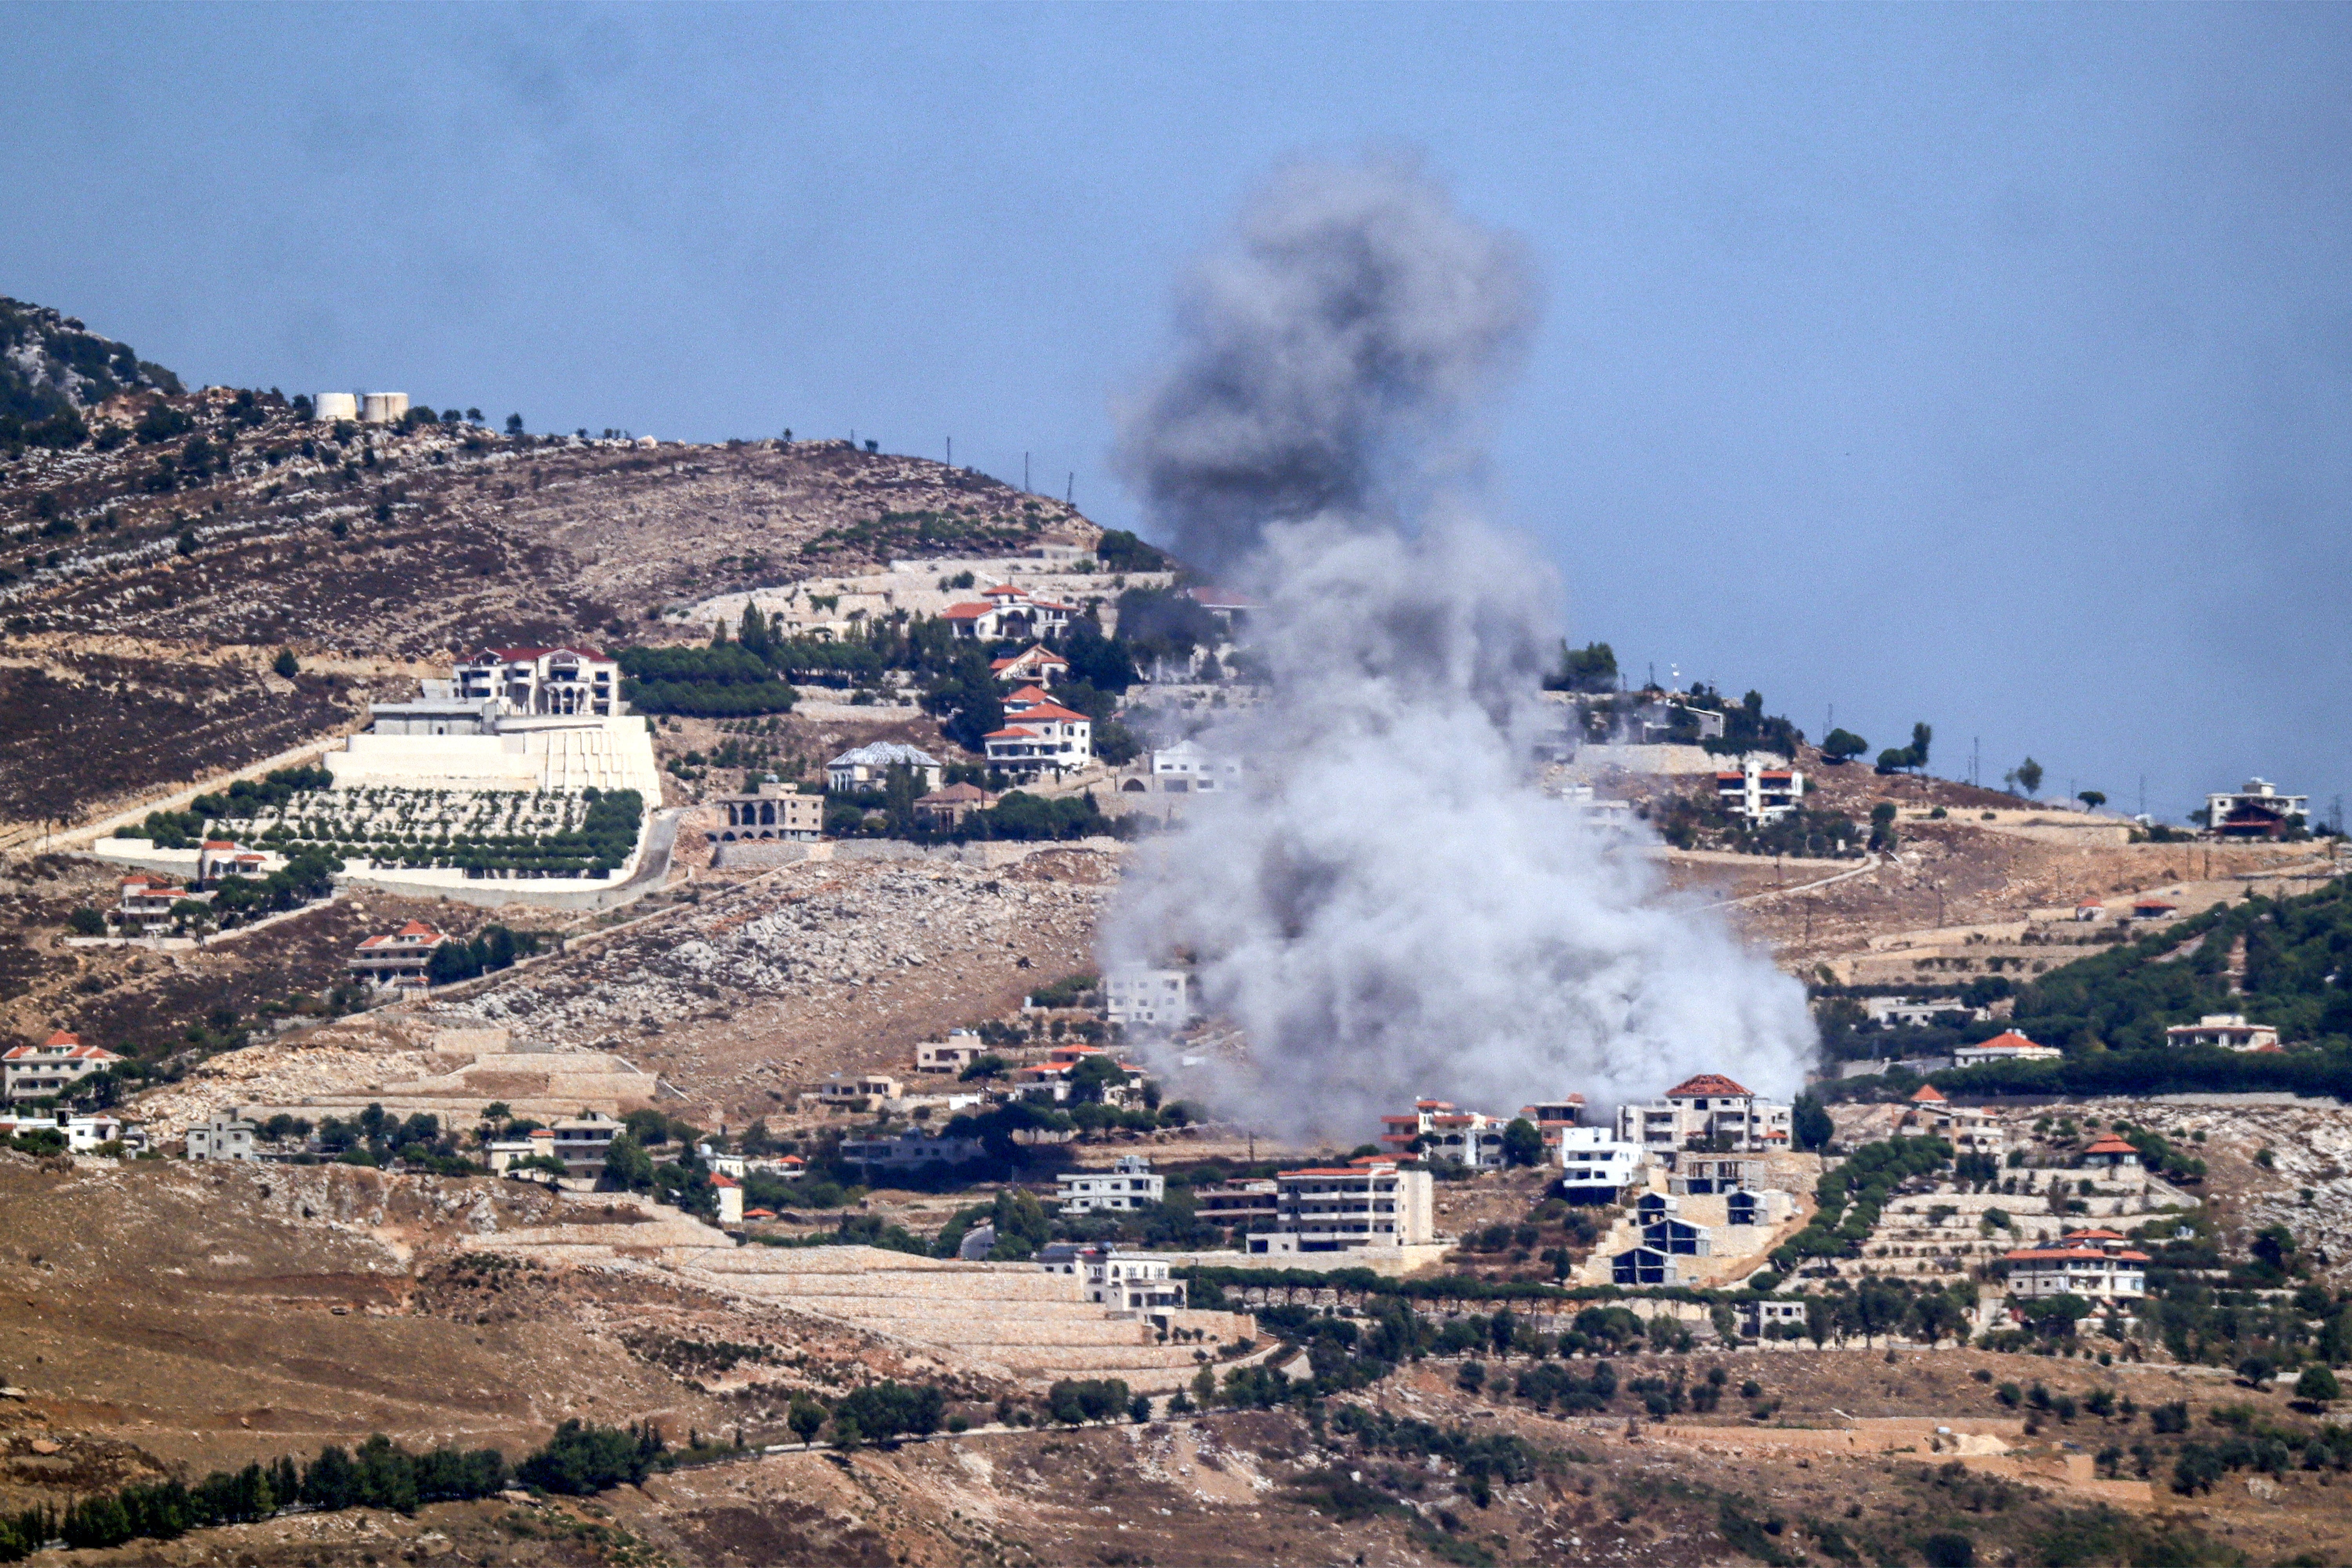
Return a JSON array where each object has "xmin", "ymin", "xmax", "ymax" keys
[{"xmin": 1103, "ymin": 154, "xmax": 1816, "ymax": 1138}]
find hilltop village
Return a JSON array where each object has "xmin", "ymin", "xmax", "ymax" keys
[{"xmin": 1, "ymin": 340, "xmax": 2350, "ymax": 1564}]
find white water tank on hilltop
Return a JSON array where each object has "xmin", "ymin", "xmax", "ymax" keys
[
  {"xmin": 360, "ymin": 392, "xmax": 410, "ymax": 423},
  {"xmin": 313, "ymin": 391, "xmax": 358, "ymax": 421}
]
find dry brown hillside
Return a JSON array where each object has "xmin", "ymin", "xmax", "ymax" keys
[{"xmin": 0, "ymin": 390, "xmax": 1092, "ymax": 831}]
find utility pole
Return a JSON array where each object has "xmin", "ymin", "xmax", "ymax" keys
[
  {"xmin": 946, "ymin": 436, "xmax": 952, "ymax": 466},
  {"xmin": 2140, "ymin": 774, "xmax": 2147, "ymax": 819},
  {"xmin": 1066, "ymin": 472, "xmax": 1074, "ymax": 506},
  {"xmin": 1024, "ymin": 452, "xmax": 1030, "ymax": 492},
  {"xmin": 1971, "ymin": 737, "xmax": 1979, "ymax": 789}
]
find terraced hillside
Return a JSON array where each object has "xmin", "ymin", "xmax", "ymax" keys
[{"xmin": 0, "ymin": 382, "xmax": 1093, "ymax": 833}]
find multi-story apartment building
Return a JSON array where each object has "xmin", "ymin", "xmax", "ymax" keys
[
  {"xmin": 1057, "ymin": 1155, "xmax": 1165, "ymax": 1214},
  {"xmin": 1245, "ymin": 1157, "xmax": 1435, "ymax": 1257},
  {"xmin": 1614, "ymin": 1073, "xmax": 1791, "ymax": 1153}
]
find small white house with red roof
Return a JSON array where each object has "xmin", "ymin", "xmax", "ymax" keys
[
  {"xmin": 2080, "ymin": 1133, "xmax": 2143, "ymax": 1172},
  {"xmin": 711, "ymin": 1174, "xmax": 744, "ymax": 1225},
  {"xmin": 348, "ymin": 921, "xmax": 449, "ymax": 986},
  {"xmin": 453, "ymin": 645, "xmax": 619, "ymax": 717},
  {"xmin": 942, "ymin": 585, "xmax": 1076, "ymax": 643},
  {"xmin": 116, "ymin": 876, "xmax": 196, "ymax": 934},
  {"xmin": 1952, "ymin": 1031, "xmax": 2065, "ymax": 1068},
  {"xmin": 1895, "ymin": 1082, "xmax": 2004, "ymax": 1155},
  {"xmin": 990, "ymin": 644, "xmax": 1071, "ymax": 688},
  {"xmin": 196, "ymin": 840, "xmax": 273, "ymax": 886},
  {"xmin": 2, "ymin": 1031, "xmax": 125, "ymax": 1103},
  {"xmin": 984, "ymin": 687, "xmax": 1093, "ymax": 776}
]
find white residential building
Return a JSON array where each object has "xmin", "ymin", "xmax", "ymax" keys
[
  {"xmin": 827, "ymin": 742, "xmax": 944, "ymax": 793},
  {"xmin": 1614, "ymin": 1074, "xmax": 1792, "ymax": 1153},
  {"xmin": 2205, "ymin": 779, "xmax": 2308, "ymax": 840},
  {"xmin": 1246, "ymin": 1158, "xmax": 1436, "ymax": 1256},
  {"xmin": 187, "ymin": 1110, "xmax": 258, "ymax": 1161},
  {"xmin": 989, "ymin": 645, "xmax": 1069, "ymax": 688},
  {"xmin": 116, "ymin": 876, "xmax": 189, "ymax": 934},
  {"xmin": 548, "ymin": 1113, "xmax": 622, "ymax": 1177},
  {"xmin": 1149, "ymin": 739, "xmax": 1244, "ymax": 793},
  {"xmin": 1103, "ymin": 967, "xmax": 1194, "ymax": 1028},
  {"xmin": 2, "ymin": 1032, "xmax": 124, "ymax": 1102},
  {"xmin": 454, "ymin": 646, "xmax": 621, "ymax": 718},
  {"xmin": 1058, "ymin": 1155, "xmax": 1165, "ymax": 1214},
  {"xmin": 2002, "ymin": 1229, "xmax": 2149, "ymax": 1301},
  {"xmin": 1040, "ymin": 1244, "xmax": 1188, "ymax": 1323},
  {"xmin": 1893, "ymin": 1084, "xmax": 2005, "ymax": 1156},
  {"xmin": 0, "ymin": 1111, "xmax": 137, "ymax": 1153},
  {"xmin": 1558, "ymin": 1127, "xmax": 1645, "ymax": 1199},
  {"xmin": 1379, "ymin": 1100, "xmax": 1511, "ymax": 1169},
  {"xmin": 984, "ymin": 686, "xmax": 1093, "ymax": 776},
  {"xmin": 1951, "ymin": 1031, "xmax": 2065, "ymax": 1068},
  {"xmin": 1864, "ymin": 997, "xmax": 1984, "ymax": 1027},
  {"xmin": 1713, "ymin": 757, "xmax": 1806, "ymax": 822},
  {"xmin": 942, "ymin": 584, "xmax": 1077, "ymax": 642},
  {"xmin": 196, "ymin": 840, "xmax": 273, "ymax": 884},
  {"xmin": 2164, "ymin": 1014, "xmax": 2281, "ymax": 1052},
  {"xmin": 348, "ymin": 921, "xmax": 448, "ymax": 986}
]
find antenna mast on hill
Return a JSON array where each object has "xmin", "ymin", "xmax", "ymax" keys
[
  {"xmin": 1024, "ymin": 452, "xmax": 1031, "ymax": 492},
  {"xmin": 947, "ymin": 436, "xmax": 952, "ymax": 466},
  {"xmin": 1067, "ymin": 472, "xmax": 1074, "ymax": 506}
]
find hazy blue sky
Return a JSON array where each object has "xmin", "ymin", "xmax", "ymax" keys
[{"xmin": 7, "ymin": 4, "xmax": 2347, "ymax": 824}]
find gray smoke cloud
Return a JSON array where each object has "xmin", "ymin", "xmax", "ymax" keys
[{"xmin": 1104, "ymin": 154, "xmax": 1817, "ymax": 1140}]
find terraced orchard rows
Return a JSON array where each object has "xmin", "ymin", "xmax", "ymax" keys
[{"xmin": 136, "ymin": 784, "xmax": 647, "ymax": 878}]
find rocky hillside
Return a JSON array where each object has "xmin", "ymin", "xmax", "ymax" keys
[
  {"xmin": 0, "ymin": 343, "xmax": 1096, "ymax": 831},
  {"xmin": 0, "ymin": 297, "xmax": 180, "ymax": 438}
]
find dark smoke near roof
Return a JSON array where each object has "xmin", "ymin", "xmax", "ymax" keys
[{"xmin": 1104, "ymin": 155, "xmax": 1816, "ymax": 1139}]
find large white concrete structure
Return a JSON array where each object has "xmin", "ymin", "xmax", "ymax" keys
[{"xmin": 330, "ymin": 715, "xmax": 660, "ymax": 797}]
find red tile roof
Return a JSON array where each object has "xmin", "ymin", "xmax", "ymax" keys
[
  {"xmin": 1972, "ymin": 1031, "xmax": 2047, "ymax": 1053},
  {"xmin": 2004, "ymin": 1246, "xmax": 2150, "ymax": 1264},
  {"xmin": 943, "ymin": 603, "xmax": 991, "ymax": 620},
  {"xmin": 43, "ymin": 1031, "xmax": 78, "ymax": 1048},
  {"xmin": 983, "ymin": 725, "xmax": 1040, "ymax": 741},
  {"xmin": 1909, "ymin": 1084, "xmax": 1948, "ymax": 1102},
  {"xmin": 1665, "ymin": 1073, "xmax": 1753, "ymax": 1099},
  {"xmin": 2083, "ymin": 1134, "xmax": 2138, "ymax": 1155}
]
